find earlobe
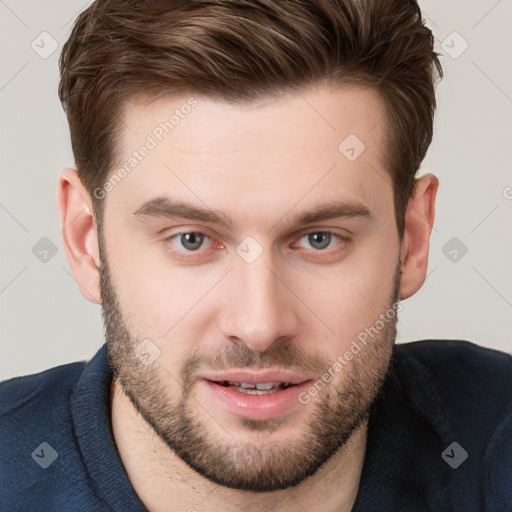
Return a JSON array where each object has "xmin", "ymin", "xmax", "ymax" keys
[
  {"xmin": 57, "ymin": 168, "xmax": 102, "ymax": 304},
  {"xmin": 398, "ymin": 173, "xmax": 439, "ymax": 300}
]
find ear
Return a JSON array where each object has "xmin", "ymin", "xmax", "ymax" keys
[
  {"xmin": 57, "ymin": 168, "xmax": 102, "ymax": 304},
  {"xmin": 399, "ymin": 173, "xmax": 439, "ymax": 300}
]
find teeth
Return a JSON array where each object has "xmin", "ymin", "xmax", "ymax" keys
[
  {"xmin": 221, "ymin": 381, "xmax": 293, "ymax": 393},
  {"xmin": 256, "ymin": 382, "xmax": 276, "ymax": 390},
  {"xmin": 237, "ymin": 388, "xmax": 281, "ymax": 395}
]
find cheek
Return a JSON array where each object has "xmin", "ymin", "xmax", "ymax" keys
[
  {"xmin": 298, "ymin": 243, "xmax": 398, "ymax": 356},
  {"xmin": 103, "ymin": 225, "xmax": 208, "ymax": 340}
]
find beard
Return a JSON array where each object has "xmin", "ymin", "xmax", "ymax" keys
[{"xmin": 99, "ymin": 229, "xmax": 400, "ymax": 492}]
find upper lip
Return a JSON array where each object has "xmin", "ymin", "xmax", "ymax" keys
[{"xmin": 200, "ymin": 369, "xmax": 314, "ymax": 385}]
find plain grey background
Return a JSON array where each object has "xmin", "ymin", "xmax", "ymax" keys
[{"xmin": 1, "ymin": 0, "xmax": 511, "ymax": 380}]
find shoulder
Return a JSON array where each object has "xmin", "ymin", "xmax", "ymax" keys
[
  {"xmin": 0, "ymin": 359, "xmax": 96, "ymax": 509},
  {"xmin": 393, "ymin": 339, "xmax": 512, "ymax": 418},
  {"xmin": 390, "ymin": 340, "xmax": 512, "ymax": 509},
  {"xmin": 394, "ymin": 340, "xmax": 512, "ymax": 478},
  {"xmin": 394, "ymin": 338, "xmax": 512, "ymax": 393},
  {"xmin": 0, "ymin": 360, "xmax": 88, "ymax": 446},
  {"xmin": 0, "ymin": 360, "xmax": 87, "ymax": 421}
]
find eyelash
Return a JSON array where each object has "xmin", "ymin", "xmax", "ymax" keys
[{"xmin": 163, "ymin": 230, "xmax": 350, "ymax": 260}]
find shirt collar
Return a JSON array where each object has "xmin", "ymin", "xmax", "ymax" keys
[{"xmin": 71, "ymin": 343, "xmax": 148, "ymax": 511}]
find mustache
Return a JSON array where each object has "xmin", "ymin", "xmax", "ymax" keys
[{"xmin": 180, "ymin": 339, "xmax": 331, "ymax": 389}]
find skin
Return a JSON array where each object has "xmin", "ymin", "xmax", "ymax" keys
[{"xmin": 57, "ymin": 82, "xmax": 438, "ymax": 512}]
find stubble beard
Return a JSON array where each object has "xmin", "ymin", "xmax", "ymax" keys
[{"xmin": 100, "ymin": 231, "xmax": 400, "ymax": 492}]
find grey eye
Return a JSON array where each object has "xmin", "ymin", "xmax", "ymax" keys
[
  {"xmin": 306, "ymin": 232, "xmax": 332, "ymax": 250},
  {"xmin": 176, "ymin": 232, "xmax": 207, "ymax": 251}
]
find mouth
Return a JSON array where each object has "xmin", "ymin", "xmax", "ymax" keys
[
  {"xmin": 214, "ymin": 380, "xmax": 295, "ymax": 395},
  {"xmin": 198, "ymin": 370, "xmax": 314, "ymax": 421}
]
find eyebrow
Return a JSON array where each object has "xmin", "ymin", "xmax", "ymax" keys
[{"xmin": 133, "ymin": 196, "xmax": 372, "ymax": 230}]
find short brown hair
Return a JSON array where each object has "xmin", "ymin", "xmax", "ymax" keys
[{"xmin": 59, "ymin": 0, "xmax": 442, "ymax": 238}]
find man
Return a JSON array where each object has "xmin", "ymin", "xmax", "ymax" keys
[{"xmin": 1, "ymin": 0, "xmax": 511, "ymax": 511}]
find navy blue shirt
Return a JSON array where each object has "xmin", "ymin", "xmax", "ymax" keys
[{"xmin": 1, "ymin": 339, "xmax": 511, "ymax": 511}]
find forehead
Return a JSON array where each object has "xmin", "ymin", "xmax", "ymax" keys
[
  {"xmin": 120, "ymin": 83, "xmax": 387, "ymax": 155},
  {"xmin": 105, "ymin": 84, "xmax": 392, "ymax": 228}
]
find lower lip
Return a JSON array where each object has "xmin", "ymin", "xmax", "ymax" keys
[{"xmin": 200, "ymin": 380, "xmax": 312, "ymax": 421}]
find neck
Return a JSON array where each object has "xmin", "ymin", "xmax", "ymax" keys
[{"xmin": 110, "ymin": 379, "xmax": 367, "ymax": 512}]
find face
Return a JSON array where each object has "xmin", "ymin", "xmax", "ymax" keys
[{"xmin": 99, "ymin": 84, "xmax": 402, "ymax": 492}]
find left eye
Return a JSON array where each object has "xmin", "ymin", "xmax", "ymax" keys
[{"xmin": 296, "ymin": 231, "xmax": 345, "ymax": 251}]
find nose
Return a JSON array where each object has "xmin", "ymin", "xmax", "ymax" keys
[{"xmin": 219, "ymin": 250, "xmax": 299, "ymax": 353}]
